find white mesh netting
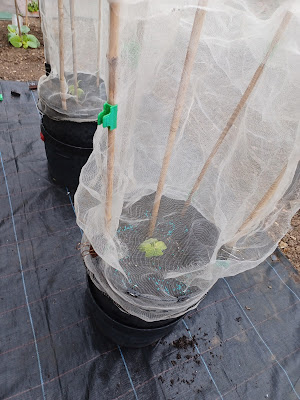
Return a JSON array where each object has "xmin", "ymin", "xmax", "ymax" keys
[
  {"xmin": 38, "ymin": 0, "xmax": 106, "ymax": 121},
  {"xmin": 75, "ymin": 0, "xmax": 300, "ymax": 321}
]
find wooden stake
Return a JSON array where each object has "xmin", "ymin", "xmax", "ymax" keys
[
  {"xmin": 105, "ymin": 1, "xmax": 120, "ymax": 230},
  {"xmin": 96, "ymin": 0, "xmax": 102, "ymax": 87},
  {"xmin": 25, "ymin": 0, "xmax": 28, "ymax": 26},
  {"xmin": 58, "ymin": 0, "xmax": 67, "ymax": 111},
  {"xmin": 69, "ymin": 0, "xmax": 78, "ymax": 100},
  {"xmin": 228, "ymin": 166, "xmax": 287, "ymax": 247},
  {"xmin": 14, "ymin": 0, "xmax": 22, "ymax": 36},
  {"xmin": 182, "ymin": 11, "xmax": 292, "ymax": 215},
  {"xmin": 147, "ymin": 0, "xmax": 208, "ymax": 238},
  {"xmin": 38, "ymin": 0, "xmax": 41, "ymax": 29}
]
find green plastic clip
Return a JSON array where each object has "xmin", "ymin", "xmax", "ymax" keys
[
  {"xmin": 98, "ymin": 102, "xmax": 118, "ymax": 130},
  {"xmin": 0, "ymin": 94, "xmax": 3, "ymax": 101}
]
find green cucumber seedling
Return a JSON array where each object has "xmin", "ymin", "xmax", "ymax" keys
[
  {"xmin": 139, "ymin": 238, "xmax": 167, "ymax": 258},
  {"xmin": 68, "ymin": 80, "xmax": 85, "ymax": 99},
  {"xmin": 7, "ymin": 25, "xmax": 40, "ymax": 49}
]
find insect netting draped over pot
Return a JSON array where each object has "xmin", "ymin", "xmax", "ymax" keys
[
  {"xmin": 75, "ymin": 0, "xmax": 300, "ymax": 322},
  {"xmin": 38, "ymin": 0, "xmax": 106, "ymax": 121}
]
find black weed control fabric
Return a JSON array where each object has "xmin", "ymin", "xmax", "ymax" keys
[{"xmin": 0, "ymin": 80, "xmax": 299, "ymax": 400}]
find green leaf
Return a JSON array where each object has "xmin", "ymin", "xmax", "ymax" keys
[
  {"xmin": 68, "ymin": 85, "xmax": 75, "ymax": 95},
  {"xmin": 26, "ymin": 34, "xmax": 40, "ymax": 48},
  {"xmin": 9, "ymin": 35, "xmax": 22, "ymax": 48},
  {"xmin": 22, "ymin": 34, "xmax": 28, "ymax": 47},
  {"xmin": 21, "ymin": 25, "xmax": 30, "ymax": 34},
  {"xmin": 77, "ymin": 88, "xmax": 84, "ymax": 99},
  {"xmin": 69, "ymin": 85, "xmax": 84, "ymax": 99},
  {"xmin": 139, "ymin": 238, "xmax": 167, "ymax": 258},
  {"xmin": 27, "ymin": 41, "xmax": 38, "ymax": 48},
  {"xmin": 8, "ymin": 32, "xmax": 16, "ymax": 41},
  {"xmin": 7, "ymin": 24, "xmax": 17, "ymax": 33}
]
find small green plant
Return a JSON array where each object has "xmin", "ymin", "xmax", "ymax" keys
[
  {"xmin": 7, "ymin": 25, "xmax": 40, "ymax": 49},
  {"xmin": 139, "ymin": 238, "xmax": 167, "ymax": 258},
  {"xmin": 27, "ymin": 1, "xmax": 39, "ymax": 12},
  {"xmin": 68, "ymin": 80, "xmax": 84, "ymax": 99}
]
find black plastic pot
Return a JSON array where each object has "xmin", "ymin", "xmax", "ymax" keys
[
  {"xmin": 86, "ymin": 275, "xmax": 183, "ymax": 348},
  {"xmin": 45, "ymin": 62, "xmax": 51, "ymax": 76},
  {"xmin": 41, "ymin": 115, "xmax": 97, "ymax": 190}
]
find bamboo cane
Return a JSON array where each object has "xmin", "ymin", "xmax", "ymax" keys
[
  {"xmin": 69, "ymin": 0, "xmax": 78, "ymax": 101},
  {"xmin": 25, "ymin": 0, "xmax": 28, "ymax": 26},
  {"xmin": 58, "ymin": 0, "xmax": 67, "ymax": 111},
  {"xmin": 105, "ymin": 1, "xmax": 120, "ymax": 231},
  {"xmin": 38, "ymin": 0, "xmax": 41, "ymax": 29},
  {"xmin": 181, "ymin": 11, "xmax": 292, "ymax": 215},
  {"xmin": 14, "ymin": 0, "xmax": 21, "ymax": 36},
  {"xmin": 96, "ymin": 0, "xmax": 102, "ymax": 87},
  {"xmin": 147, "ymin": 0, "xmax": 208, "ymax": 238},
  {"xmin": 227, "ymin": 165, "xmax": 287, "ymax": 247}
]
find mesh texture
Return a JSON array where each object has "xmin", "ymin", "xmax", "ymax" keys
[
  {"xmin": 38, "ymin": 0, "xmax": 106, "ymax": 121},
  {"xmin": 75, "ymin": 0, "xmax": 300, "ymax": 322}
]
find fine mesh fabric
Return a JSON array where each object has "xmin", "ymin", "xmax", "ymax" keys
[
  {"xmin": 38, "ymin": 0, "xmax": 106, "ymax": 121},
  {"xmin": 75, "ymin": 0, "xmax": 300, "ymax": 322}
]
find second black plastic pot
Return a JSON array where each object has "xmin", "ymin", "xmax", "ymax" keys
[
  {"xmin": 86, "ymin": 275, "xmax": 183, "ymax": 348},
  {"xmin": 41, "ymin": 115, "xmax": 97, "ymax": 190}
]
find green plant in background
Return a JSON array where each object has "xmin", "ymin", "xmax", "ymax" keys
[
  {"xmin": 7, "ymin": 25, "xmax": 40, "ymax": 49},
  {"xmin": 27, "ymin": 1, "xmax": 39, "ymax": 12},
  {"xmin": 122, "ymin": 41, "xmax": 141, "ymax": 68},
  {"xmin": 68, "ymin": 80, "xmax": 84, "ymax": 99},
  {"xmin": 139, "ymin": 238, "xmax": 167, "ymax": 257}
]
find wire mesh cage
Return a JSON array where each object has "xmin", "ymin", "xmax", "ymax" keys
[
  {"xmin": 75, "ymin": 0, "xmax": 300, "ymax": 322},
  {"xmin": 38, "ymin": 0, "xmax": 106, "ymax": 121}
]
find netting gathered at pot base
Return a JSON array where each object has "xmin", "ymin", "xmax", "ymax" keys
[{"xmin": 75, "ymin": 0, "xmax": 300, "ymax": 322}]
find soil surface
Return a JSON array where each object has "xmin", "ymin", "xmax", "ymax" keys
[
  {"xmin": 0, "ymin": 16, "xmax": 299, "ymax": 275},
  {"xmin": 172, "ymin": 335, "xmax": 197, "ymax": 350},
  {"xmin": 279, "ymin": 210, "xmax": 300, "ymax": 274},
  {"xmin": 0, "ymin": 18, "xmax": 44, "ymax": 82}
]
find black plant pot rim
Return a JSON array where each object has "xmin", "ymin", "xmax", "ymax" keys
[
  {"xmin": 87, "ymin": 274, "xmax": 183, "ymax": 333},
  {"xmin": 41, "ymin": 122, "xmax": 93, "ymax": 153}
]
